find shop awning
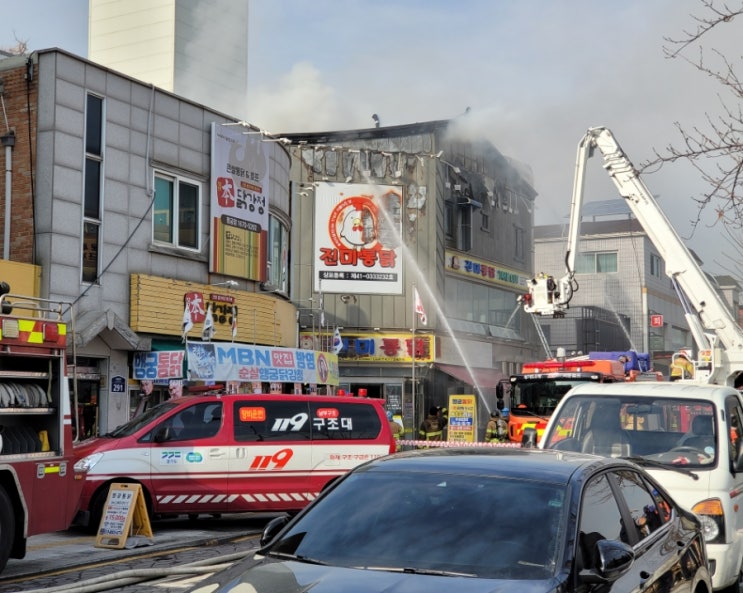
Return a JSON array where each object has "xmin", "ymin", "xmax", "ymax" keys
[
  {"xmin": 75, "ymin": 309, "xmax": 150, "ymax": 351},
  {"xmin": 436, "ymin": 364, "xmax": 504, "ymax": 389}
]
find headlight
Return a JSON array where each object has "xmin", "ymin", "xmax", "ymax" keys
[
  {"xmin": 692, "ymin": 498, "xmax": 724, "ymax": 543},
  {"xmin": 696, "ymin": 513, "xmax": 721, "ymax": 542},
  {"xmin": 74, "ymin": 452, "xmax": 103, "ymax": 473}
]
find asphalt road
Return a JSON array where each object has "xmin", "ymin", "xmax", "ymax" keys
[{"xmin": 0, "ymin": 513, "xmax": 279, "ymax": 593}]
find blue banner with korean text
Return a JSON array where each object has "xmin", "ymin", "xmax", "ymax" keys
[{"xmin": 186, "ymin": 341, "xmax": 339, "ymax": 385}]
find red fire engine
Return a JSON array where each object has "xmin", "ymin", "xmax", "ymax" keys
[
  {"xmin": 499, "ymin": 355, "xmax": 628, "ymax": 444},
  {"xmin": 0, "ymin": 286, "xmax": 82, "ymax": 573}
]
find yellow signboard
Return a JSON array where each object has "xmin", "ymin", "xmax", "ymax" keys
[
  {"xmin": 447, "ymin": 394, "xmax": 478, "ymax": 442},
  {"xmin": 129, "ymin": 273, "xmax": 296, "ymax": 346},
  {"xmin": 300, "ymin": 331, "xmax": 434, "ymax": 363},
  {"xmin": 95, "ymin": 482, "xmax": 153, "ymax": 549}
]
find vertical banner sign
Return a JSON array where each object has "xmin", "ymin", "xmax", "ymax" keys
[
  {"xmin": 210, "ymin": 123, "xmax": 269, "ymax": 281},
  {"xmin": 447, "ymin": 394, "xmax": 477, "ymax": 442},
  {"xmin": 314, "ymin": 182, "xmax": 403, "ymax": 295}
]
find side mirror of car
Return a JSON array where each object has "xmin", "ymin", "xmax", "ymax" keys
[
  {"xmin": 579, "ymin": 539, "xmax": 634, "ymax": 584},
  {"xmin": 260, "ymin": 513, "xmax": 292, "ymax": 548},
  {"xmin": 522, "ymin": 427, "xmax": 537, "ymax": 448}
]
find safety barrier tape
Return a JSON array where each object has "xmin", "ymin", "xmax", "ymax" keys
[{"xmin": 398, "ymin": 440, "xmax": 521, "ymax": 448}]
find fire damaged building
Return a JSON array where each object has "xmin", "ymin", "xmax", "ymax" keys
[{"xmin": 280, "ymin": 121, "xmax": 540, "ymax": 436}]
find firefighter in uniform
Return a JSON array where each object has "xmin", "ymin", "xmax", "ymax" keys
[
  {"xmin": 485, "ymin": 411, "xmax": 500, "ymax": 443},
  {"xmin": 486, "ymin": 410, "xmax": 509, "ymax": 443},
  {"xmin": 438, "ymin": 406, "xmax": 449, "ymax": 440},
  {"xmin": 388, "ymin": 410, "xmax": 403, "ymax": 451},
  {"xmin": 670, "ymin": 352, "xmax": 694, "ymax": 381},
  {"xmin": 419, "ymin": 406, "xmax": 443, "ymax": 445}
]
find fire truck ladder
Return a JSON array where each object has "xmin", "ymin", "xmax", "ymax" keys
[
  {"xmin": 532, "ymin": 315, "xmax": 553, "ymax": 359},
  {"xmin": 670, "ymin": 276, "xmax": 712, "ymax": 355}
]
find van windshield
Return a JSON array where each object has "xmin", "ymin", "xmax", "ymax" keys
[
  {"xmin": 107, "ymin": 402, "xmax": 180, "ymax": 438},
  {"xmin": 542, "ymin": 395, "xmax": 718, "ymax": 468}
]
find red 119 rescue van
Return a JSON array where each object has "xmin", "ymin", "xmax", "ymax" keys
[{"xmin": 72, "ymin": 393, "xmax": 395, "ymax": 529}]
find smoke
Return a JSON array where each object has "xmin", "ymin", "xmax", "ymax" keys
[
  {"xmin": 247, "ymin": 62, "xmax": 361, "ymax": 133},
  {"xmin": 243, "ymin": 0, "xmax": 735, "ymax": 272}
]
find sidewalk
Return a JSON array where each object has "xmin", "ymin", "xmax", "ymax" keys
[{"xmin": 0, "ymin": 514, "xmax": 269, "ymax": 584}]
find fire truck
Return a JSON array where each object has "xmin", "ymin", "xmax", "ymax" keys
[
  {"xmin": 521, "ymin": 126, "xmax": 743, "ymax": 388},
  {"xmin": 0, "ymin": 286, "xmax": 82, "ymax": 574},
  {"xmin": 499, "ymin": 350, "xmax": 630, "ymax": 443}
]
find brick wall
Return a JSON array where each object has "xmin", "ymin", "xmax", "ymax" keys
[{"xmin": 0, "ymin": 58, "xmax": 37, "ymax": 264}]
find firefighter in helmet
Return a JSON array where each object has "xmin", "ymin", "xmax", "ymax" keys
[
  {"xmin": 485, "ymin": 411, "xmax": 501, "ymax": 443},
  {"xmin": 670, "ymin": 352, "xmax": 694, "ymax": 381},
  {"xmin": 387, "ymin": 410, "xmax": 403, "ymax": 451},
  {"xmin": 419, "ymin": 406, "xmax": 443, "ymax": 445}
]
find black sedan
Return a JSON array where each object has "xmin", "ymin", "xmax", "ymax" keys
[{"xmin": 189, "ymin": 448, "xmax": 711, "ymax": 593}]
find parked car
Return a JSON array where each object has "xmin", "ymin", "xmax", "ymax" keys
[
  {"xmin": 535, "ymin": 381, "xmax": 743, "ymax": 591},
  {"xmin": 188, "ymin": 447, "xmax": 711, "ymax": 593},
  {"xmin": 72, "ymin": 393, "xmax": 395, "ymax": 530}
]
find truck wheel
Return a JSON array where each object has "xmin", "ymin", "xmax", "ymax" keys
[
  {"xmin": 730, "ymin": 565, "xmax": 743, "ymax": 593},
  {"xmin": 722, "ymin": 563, "xmax": 743, "ymax": 593},
  {"xmin": 0, "ymin": 486, "xmax": 15, "ymax": 573},
  {"xmin": 87, "ymin": 484, "xmax": 154, "ymax": 534},
  {"xmin": 86, "ymin": 489, "xmax": 108, "ymax": 535}
]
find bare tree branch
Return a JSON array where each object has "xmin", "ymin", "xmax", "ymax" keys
[
  {"xmin": 0, "ymin": 35, "xmax": 28, "ymax": 56},
  {"xmin": 639, "ymin": 0, "xmax": 743, "ymax": 250},
  {"xmin": 663, "ymin": 0, "xmax": 743, "ymax": 58}
]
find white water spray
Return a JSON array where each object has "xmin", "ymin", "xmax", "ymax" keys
[{"xmin": 358, "ymin": 174, "xmax": 495, "ymax": 415}]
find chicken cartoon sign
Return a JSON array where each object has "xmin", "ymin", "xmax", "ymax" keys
[{"xmin": 314, "ymin": 183, "xmax": 403, "ymax": 295}]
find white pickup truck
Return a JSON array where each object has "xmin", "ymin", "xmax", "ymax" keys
[{"xmin": 535, "ymin": 382, "xmax": 743, "ymax": 592}]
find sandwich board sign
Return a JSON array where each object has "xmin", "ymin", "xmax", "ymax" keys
[{"xmin": 95, "ymin": 482, "xmax": 153, "ymax": 549}]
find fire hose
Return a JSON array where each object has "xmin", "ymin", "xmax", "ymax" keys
[{"xmin": 16, "ymin": 550, "xmax": 254, "ymax": 593}]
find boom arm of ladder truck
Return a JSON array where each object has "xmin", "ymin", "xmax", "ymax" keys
[
  {"xmin": 521, "ymin": 130, "xmax": 593, "ymax": 317},
  {"xmin": 524, "ymin": 125, "xmax": 743, "ymax": 386}
]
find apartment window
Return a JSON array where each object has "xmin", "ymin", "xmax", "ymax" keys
[
  {"xmin": 82, "ymin": 93, "xmax": 103, "ymax": 283},
  {"xmin": 650, "ymin": 253, "xmax": 663, "ymax": 278},
  {"xmin": 153, "ymin": 173, "xmax": 200, "ymax": 249},
  {"xmin": 514, "ymin": 226, "xmax": 525, "ymax": 261},
  {"xmin": 575, "ymin": 251, "xmax": 618, "ymax": 274},
  {"xmin": 267, "ymin": 215, "xmax": 289, "ymax": 292},
  {"xmin": 481, "ymin": 212, "xmax": 490, "ymax": 232}
]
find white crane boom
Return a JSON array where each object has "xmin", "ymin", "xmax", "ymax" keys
[{"xmin": 523, "ymin": 126, "xmax": 743, "ymax": 386}]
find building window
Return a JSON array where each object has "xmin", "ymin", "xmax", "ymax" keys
[
  {"xmin": 650, "ymin": 253, "xmax": 662, "ymax": 278},
  {"xmin": 459, "ymin": 206, "xmax": 472, "ymax": 251},
  {"xmin": 153, "ymin": 173, "xmax": 200, "ymax": 250},
  {"xmin": 481, "ymin": 212, "xmax": 490, "ymax": 232},
  {"xmin": 444, "ymin": 277, "xmax": 519, "ymax": 327},
  {"xmin": 444, "ymin": 202, "xmax": 454, "ymax": 238},
  {"xmin": 267, "ymin": 215, "xmax": 289, "ymax": 292},
  {"xmin": 82, "ymin": 93, "xmax": 104, "ymax": 283},
  {"xmin": 514, "ymin": 226, "xmax": 525, "ymax": 261},
  {"xmin": 575, "ymin": 251, "xmax": 618, "ymax": 274}
]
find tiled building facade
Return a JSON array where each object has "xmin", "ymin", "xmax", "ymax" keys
[
  {"xmin": 0, "ymin": 48, "xmax": 545, "ymax": 439},
  {"xmin": 0, "ymin": 49, "xmax": 294, "ymax": 435},
  {"xmin": 533, "ymin": 218, "xmax": 735, "ymax": 374}
]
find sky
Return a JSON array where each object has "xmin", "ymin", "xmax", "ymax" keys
[{"xmin": 1, "ymin": 0, "xmax": 740, "ymax": 275}]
